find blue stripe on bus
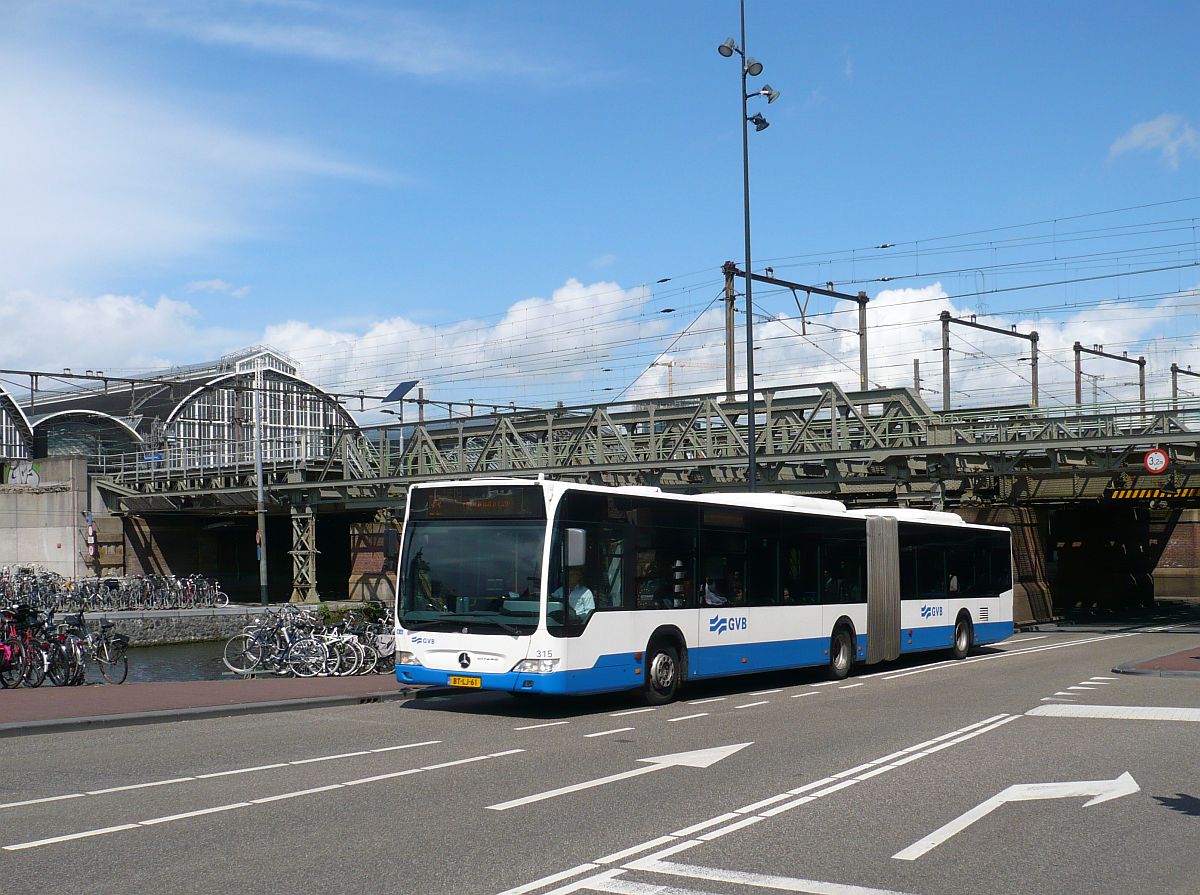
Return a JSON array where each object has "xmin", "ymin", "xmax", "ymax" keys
[
  {"xmin": 687, "ymin": 634, "xmax": 866, "ymax": 678},
  {"xmin": 899, "ymin": 624, "xmax": 955, "ymax": 652},
  {"xmin": 396, "ymin": 663, "xmax": 640, "ymax": 695},
  {"xmin": 898, "ymin": 619, "xmax": 1015, "ymax": 652},
  {"xmin": 974, "ymin": 620, "xmax": 1014, "ymax": 644},
  {"xmin": 397, "ymin": 620, "xmax": 1014, "ymax": 695}
]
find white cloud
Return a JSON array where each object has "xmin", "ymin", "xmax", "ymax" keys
[
  {"xmin": 52, "ymin": 0, "xmax": 556, "ymax": 82},
  {"xmin": 186, "ymin": 279, "xmax": 251, "ymax": 298},
  {"xmin": 0, "ymin": 51, "xmax": 386, "ymax": 288},
  {"xmin": 619, "ymin": 282, "xmax": 1200, "ymax": 411},
  {"xmin": 0, "ymin": 289, "xmax": 241, "ymax": 373},
  {"xmin": 262, "ymin": 278, "xmax": 662, "ymax": 407},
  {"xmin": 1109, "ymin": 114, "xmax": 1199, "ymax": 169},
  {"xmin": 6, "ymin": 275, "xmax": 1198, "ymax": 416}
]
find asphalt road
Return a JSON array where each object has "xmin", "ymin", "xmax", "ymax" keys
[{"xmin": 2, "ymin": 628, "xmax": 1198, "ymax": 895}]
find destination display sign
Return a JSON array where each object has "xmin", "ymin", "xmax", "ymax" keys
[{"xmin": 409, "ymin": 485, "xmax": 545, "ymax": 519}]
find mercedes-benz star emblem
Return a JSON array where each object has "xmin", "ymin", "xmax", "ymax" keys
[{"xmin": 458, "ymin": 652, "xmax": 471, "ymax": 669}]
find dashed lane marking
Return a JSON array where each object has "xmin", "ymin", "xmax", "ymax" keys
[
  {"xmin": 515, "ymin": 721, "xmax": 571, "ymax": 731},
  {"xmin": 668, "ymin": 713, "xmax": 708, "ymax": 723},
  {"xmin": 734, "ymin": 701, "xmax": 768, "ymax": 709},
  {"xmin": 2, "ymin": 748, "xmax": 523, "ymax": 851},
  {"xmin": 585, "ymin": 727, "xmax": 635, "ymax": 738},
  {"xmin": 0, "ymin": 739, "xmax": 441, "ymax": 811},
  {"xmin": 881, "ymin": 632, "xmax": 1140, "ymax": 680}
]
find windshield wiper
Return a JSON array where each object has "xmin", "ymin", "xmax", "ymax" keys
[
  {"xmin": 400, "ymin": 618, "xmax": 459, "ymax": 632},
  {"xmin": 453, "ymin": 614, "xmax": 523, "ymax": 636}
]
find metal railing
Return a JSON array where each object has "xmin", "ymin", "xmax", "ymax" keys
[{"xmin": 92, "ymin": 382, "xmax": 1200, "ymax": 492}]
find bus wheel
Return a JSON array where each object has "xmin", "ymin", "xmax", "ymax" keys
[
  {"xmin": 951, "ymin": 614, "xmax": 973, "ymax": 660},
  {"xmin": 644, "ymin": 643, "xmax": 681, "ymax": 705},
  {"xmin": 827, "ymin": 628, "xmax": 853, "ymax": 680}
]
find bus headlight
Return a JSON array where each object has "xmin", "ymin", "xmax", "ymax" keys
[
  {"xmin": 397, "ymin": 651, "xmax": 422, "ymax": 666},
  {"xmin": 512, "ymin": 658, "xmax": 560, "ymax": 674}
]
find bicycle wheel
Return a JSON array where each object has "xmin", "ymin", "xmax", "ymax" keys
[
  {"xmin": 22, "ymin": 643, "xmax": 47, "ymax": 688},
  {"xmin": 287, "ymin": 637, "xmax": 327, "ymax": 677},
  {"xmin": 346, "ymin": 639, "xmax": 367, "ymax": 675},
  {"xmin": 333, "ymin": 640, "xmax": 360, "ymax": 676},
  {"xmin": 97, "ymin": 638, "xmax": 129, "ymax": 684},
  {"xmin": 321, "ymin": 640, "xmax": 345, "ymax": 676},
  {"xmin": 222, "ymin": 633, "xmax": 265, "ymax": 675},
  {"xmin": 47, "ymin": 641, "xmax": 80, "ymax": 686},
  {"xmin": 0, "ymin": 638, "xmax": 23, "ymax": 688},
  {"xmin": 357, "ymin": 642, "xmax": 379, "ymax": 675}
]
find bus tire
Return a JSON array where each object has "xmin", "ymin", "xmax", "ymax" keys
[
  {"xmin": 644, "ymin": 643, "xmax": 681, "ymax": 705},
  {"xmin": 827, "ymin": 627, "xmax": 853, "ymax": 680},
  {"xmin": 951, "ymin": 613, "xmax": 973, "ymax": 660}
]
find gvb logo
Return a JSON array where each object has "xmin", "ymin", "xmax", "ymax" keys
[
  {"xmin": 709, "ymin": 615, "xmax": 748, "ymax": 635},
  {"xmin": 920, "ymin": 605, "xmax": 944, "ymax": 619}
]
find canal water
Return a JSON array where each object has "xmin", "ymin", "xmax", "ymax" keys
[{"xmin": 127, "ymin": 641, "xmax": 229, "ymax": 683}]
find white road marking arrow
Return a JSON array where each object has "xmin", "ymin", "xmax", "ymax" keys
[
  {"xmin": 893, "ymin": 772, "xmax": 1139, "ymax": 860},
  {"xmin": 486, "ymin": 743, "xmax": 752, "ymax": 811}
]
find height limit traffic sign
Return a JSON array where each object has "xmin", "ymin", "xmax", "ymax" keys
[{"xmin": 1143, "ymin": 448, "xmax": 1169, "ymax": 475}]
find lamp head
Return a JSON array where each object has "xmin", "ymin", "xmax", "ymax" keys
[
  {"xmin": 718, "ymin": 38, "xmax": 737, "ymax": 57},
  {"xmin": 749, "ymin": 112, "xmax": 770, "ymax": 132},
  {"xmin": 745, "ymin": 57, "xmax": 764, "ymax": 77},
  {"xmin": 760, "ymin": 84, "xmax": 780, "ymax": 103}
]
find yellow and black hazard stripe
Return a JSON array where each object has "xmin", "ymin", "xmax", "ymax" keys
[{"xmin": 1109, "ymin": 487, "xmax": 1200, "ymax": 499}]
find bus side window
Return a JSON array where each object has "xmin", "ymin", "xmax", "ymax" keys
[
  {"xmin": 746, "ymin": 513, "xmax": 779, "ymax": 606},
  {"xmin": 629, "ymin": 500, "xmax": 696, "ymax": 610}
]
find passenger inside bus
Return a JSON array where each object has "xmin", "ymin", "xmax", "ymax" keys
[
  {"xmin": 703, "ymin": 577, "xmax": 729, "ymax": 606},
  {"xmin": 653, "ymin": 577, "xmax": 676, "ymax": 609}
]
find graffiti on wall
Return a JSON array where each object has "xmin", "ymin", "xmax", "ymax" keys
[{"xmin": 3, "ymin": 460, "xmax": 40, "ymax": 486}]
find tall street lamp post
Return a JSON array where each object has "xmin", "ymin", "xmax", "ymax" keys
[{"xmin": 719, "ymin": 1, "xmax": 778, "ymax": 491}]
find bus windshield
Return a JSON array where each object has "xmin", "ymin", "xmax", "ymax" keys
[{"xmin": 399, "ymin": 520, "xmax": 545, "ymax": 634}]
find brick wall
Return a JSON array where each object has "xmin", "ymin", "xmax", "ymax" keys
[
  {"xmin": 1154, "ymin": 508, "xmax": 1200, "ymax": 599},
  {"xmin": 349, "ymin": 522, "xmax": 397, "ymax": 602}
]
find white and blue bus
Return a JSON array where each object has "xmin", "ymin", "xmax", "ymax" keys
[{"xmin": 395, "ymin": 478, "xmax": 1013, "ymax": 703}]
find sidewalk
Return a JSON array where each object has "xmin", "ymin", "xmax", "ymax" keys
[
  {"xmin": 0, "ymin": 674, "xmax": 417, "ymax": 737},
  {"xmin": 1115, "ymin": 645, "xmax": 1200, "ymax": 678}
]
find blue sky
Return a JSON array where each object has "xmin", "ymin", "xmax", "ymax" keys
[{"xmin": 2, "ymin": 1, "xmax": 1198, "ymax": 413}]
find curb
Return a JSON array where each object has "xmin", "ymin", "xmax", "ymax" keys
[
  {"xmin": 1112, "ymin": 662, "xmax": 1200, "ymax": 679},
  {"xmin": 0, "ymin": 686, "xmax": 417, "ymax": 738}
]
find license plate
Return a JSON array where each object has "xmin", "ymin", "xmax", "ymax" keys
[{"xmin": 448, "ymin": 675, "xmax": 482, "ymax": 688}]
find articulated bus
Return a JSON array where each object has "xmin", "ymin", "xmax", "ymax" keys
[{"xmin": 394, "ymin": 478, "xmax": 1013, "ymax": 703}]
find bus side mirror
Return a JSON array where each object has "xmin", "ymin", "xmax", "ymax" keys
[{"xmin": 566, "ymin": 528, "xmax": 587, "ymax": 567}]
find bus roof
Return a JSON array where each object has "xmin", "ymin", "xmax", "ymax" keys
[
  {"xmin": 406, "ymin": 479, "xmax": 1006, "ymax": 530},
  {"xmin": 849, "ymin": 507, "xmax": 966, "ymax": 525}
]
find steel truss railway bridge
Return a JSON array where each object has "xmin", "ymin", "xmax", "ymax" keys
[{"xmin": 91, "ymin": 382, "xmax": 1200, "ymax": 617}]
